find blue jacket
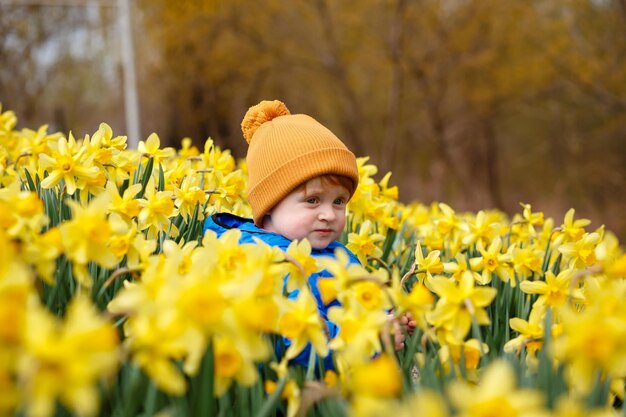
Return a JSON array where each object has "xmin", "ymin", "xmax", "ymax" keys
[{"xmin": 203, "ymin": 213, "xmax": 360, "ymax": 370}]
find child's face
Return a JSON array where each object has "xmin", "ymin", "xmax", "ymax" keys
[{"xmin": 263, "ymin": 177, "xmax": 349, "ymax": 249}]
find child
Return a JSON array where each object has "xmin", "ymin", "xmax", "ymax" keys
[{"xmin": 203, "ymin": 100, "xmax": 410, "ymax": 369}]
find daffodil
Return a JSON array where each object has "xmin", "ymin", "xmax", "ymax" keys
[
  {"xmin": 558, "ymin": 232, "xmax": 600, "ymax": 268},
  {"xmin": 0, "ymin": 235, "xmax": 32, "ymax": 347},
  {"xmin": 174, "ymin": 176, "xmax": 207, "ymax": 221},
  {"xmin": 511, "ymin": 243, "xmax": 543, "ymax": 279},
  {"xmin": 0, "ymin": 180, "xmax": 47, "ymax": 238},
  {"xmin": 106, "ymin": 181, "xmax": 142, "ymax": 223},
  {"xmin": 90, "ymin": 122, "xmax": 127, "ymax": 151},
  {"xmin": 59, "ymin": 193, "xmax": 118, "ymax": 287},
  {"xmin": 444, "ymin": 252, "xmax": 483, "ymax": 284},
  {"xmin": 0, "ymin": 104, "xmax": 17, "ymax": 131},
  {"xmin": 179, "ymin": 137, "xmax": 200, "ymax": 158},
  {"xmin": 354, "ymin": 390, "xmax": 449, "ymax": 417},
  {"xmin": 503, "ymin": 306, "xmax": 547, "ymax": 365},
  {"xmin": 137, "ymin": 132, "xmax": 175, "ymax": 165},
  {"xmin": 19, "ymin": 295, "xmax": 120, "ymax": 417},
  {"xmin": 317, "ymin": 249, "xmax": 370, "ymax": 305},
  {"xmin": 205, "ymin": 169, "xmax": 247, "ymax": 213},
  {"xmin": 38, "ymin": 133, "xmax": 99, "ymax": 195},
  {"xmin": 22, "ymin": 227, "xmax": 62, "ymax": 284},
  {"xmin": 461, "ymin": 210, "xmax": 496, "ymax": 246},
  {"xmin": 82, "ymin": 123, "xmax": 125, "ymax": 167},
  {"xmin": 392, "ymin": 276, "xmax": 434, "ymax": 331},
  {"xmin": 346, "ymin": 220, "xmax": 385, "ymax": 265},
  {"xmin": 212, "ymin": 333, "xmax": 269, "ymax": 396},
  {"xmin": 511, "ymin": 203, "xmax": 544, "ymax": 242},
  {"xmin": 350, "ymin": 353, "xmax": 402, "ymax": 398},
  {"xmin": 559, "ymin": 208, "xmax": 590, "ymax": 242},
  {"xmin": 137, "ymin": 177, "xmax": 179, "ymax": 239},
  {"xmin": 108, "ymin": 149, "xmax": 141, "ymax": 183},
  {"xmin": 266, "ymin": 359, "xmax": 301, "ymax": 417},
  {"xmin": 448, "ymin": 360, "xmax": 546, "ymax": 417},
  {"xmin": 470, "ymin": 236, "xmax": 513, "ymax": 285},
  {"xmin": 414, "ymin": 240, "xmax": 444, "ymax": 282},
  {"xmin": 426, "ymin": 273, "xmax": 497, "ymax": 343},
  {"xmin": 284, "ymin": 239, "xmax": 321, "ymax": 292},
  {"xmin": 108, "ymin": 252, "xmax": 202, "ymax": 395},
  {"xmin": 328, "ymin": 305, "xmax": 388, "ymax": 363},
  {"xmin": 202, "ymin": 138, "xmax": 236, "ymax": 174},
  {"xmin": 15, "ymin": 125, "xmax": 63, "ymax": 171},
  {"xmin": 436, "ymin": 203, "xmax": 462, "ymax": 238},
  {"xmin": 552, "ymin": 279, "xmax": 626, "ymax": 395},
  {"xmin": 349, "ymin": 278, "xmax": 391, "ymax": 311},
  {"xmin": 278, "ymin": 290, "xmax": 329, "ymax": 360},
  {"xmin": 438, "ymin": 338, "xmax": 488, "ymax": 379},
  {"xmin": 551, "ymin": 396, "xmax": 615, "ymax": 417},
  {"xmin": 519, "ymin": 268, "xmax": 584, "ymax": 309}
]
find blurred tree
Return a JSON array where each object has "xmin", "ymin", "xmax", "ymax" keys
[{"xmin": 0, "ymin": 3, "xmax": 121, "ymax": 137}]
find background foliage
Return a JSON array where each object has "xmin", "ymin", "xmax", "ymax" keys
[{"xmin": 1, "ymin": 0, "xmax": 625, "ymax": 238}]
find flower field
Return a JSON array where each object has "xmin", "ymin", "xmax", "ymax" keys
[{"xmin": 1, "ymin": 103, "xmax": 625, "ymax": 417}]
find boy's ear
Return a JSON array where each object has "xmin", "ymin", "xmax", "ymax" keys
[{"xmin": 261, "ymin": 213, "xmax": 272, "ymax": 228}]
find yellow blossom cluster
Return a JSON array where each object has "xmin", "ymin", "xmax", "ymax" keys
[{"xmin": 1, "ymin": 102, "xmax": 625, "ymax": 417}]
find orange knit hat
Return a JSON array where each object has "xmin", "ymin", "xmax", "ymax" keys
[{"xmin": 241, "ymin": 100, "xmax": 359, "ymax": 226}]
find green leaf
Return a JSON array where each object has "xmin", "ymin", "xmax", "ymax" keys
[
  {"xmin": 158, "ymin": 162, "xmax": 165, "ymax": 192},
  {"xmin": 254, "ymin": 377, "xmax": 287, "ymax": 417},
  {"xmin": 137, "ymin": 157, "xmax": 155, "ymax": 198}
]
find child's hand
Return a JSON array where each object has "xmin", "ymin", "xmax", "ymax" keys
[
  {"xmin": 391, "ymin": 317, "xmax": 406, "ymax": 351},
  {"xmin": 388, "ymin": 312, "xmax": 417, "ymax": 351},
  {"xmin": 398, "ymin": 312, "xmax": 417, "ymax": 336}
]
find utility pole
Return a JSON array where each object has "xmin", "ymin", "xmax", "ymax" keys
[{"xmin": 118, "ymin": 0, "xmax": 140, "ymax": 149}]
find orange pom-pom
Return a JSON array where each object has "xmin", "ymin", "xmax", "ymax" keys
[{"xmin": 241, "ymin": 100, "xmax": 291, "ymax": 144}]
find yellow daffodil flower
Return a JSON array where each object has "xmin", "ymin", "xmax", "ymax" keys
[
  {"xmin": 426, "ymin": 273, "xmax": 497, "ymax": 343},
  {"xmin": 59, "ymin": 193, "xmax": 118, "ymax": 287},
  {"xmin": 317, "ymin": 249, "xmax": 370, "ymax": 305},
  {"xmin": 558, "ymin": 232, "xmax": 600, "ymax": 268},
  {"xmin": 350, "ymin": 353, "xmax": 402, "ymax": 398},
  {"xmin": 137, "ymin": 133, "xmax": 175, "ymax": 165},
  {"xmin": 448, "ymin": 360, "xmax": 546, "ymax": 417},
  {"xmin": 266, "ymin": 359, "xmax": 301, "ymax": 417},
  {"xmin": 106, "ymin": 181, "xmax": 142, "ymax": 223},
  {"xmin": 461, "ymin": 210, "xmax": 496, "ymax": 246},
  {"xmin": 347, "ymin": 220, "xmax": 385, "ymax": 265},
  {"xmin": 213, "ymin": 333, "xmax": 269, "ymax": 396},
  {"xmin": 553, "ymin": 279, "xmax": 626, "ymax": 395},
  {"xmin": 470, "ymin": 236, "xmax": 513, "ymax": 285},
  {"xmin": 503, "ymin": 306, "xmax": 548, "ymax": 366},
  {"xmin": 519, "ymin": 268, "xmax": 584, "ymax": 308},
  {"xmin": 511, "ymin": 244, "xmax": 543, "ymax": 279},
  {"xmin": 0, "ymin": 180, "xmax": 47, "ymax": 238},
  {"xmin": 444, "ymin": 252, "xmax": 483, "ymax": 284},
  {"xmin": 559, "ymin": 208, "xmax": 591, "ymax": 242},
  {"xmin": 20, "ymin": 295, "xmax": 119, "ymax": 417},
  {"xmin": 174, "ymin": 176, "xmax": 207, "ymax": 221},
  {"xmin": 284, "ymin": 239, "xmax": 321, "ymax": 292},
  {"xmin": 414, "ymin": 240, "xmax": 445, "ymax": 282},
  {"xmin": 278, "ymin": 290, "xmax": 329, "ymax": 360},
  {"xmin": 328, "ymin": 305, "xmax": 387, "ymax": 363},
  {"xmin": 137, "ymin": 177, "xmax": 179, "ymax": 239},
  {"xmin": 38, "ymin": 133, "xmax": 99, "ymax": 195},
  {"xmin": 438, "ymin": 338, "xmax": 489, "ymax": 379}
]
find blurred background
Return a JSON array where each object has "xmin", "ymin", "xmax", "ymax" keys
[{"xmin": 1, "ymin": 0, "xmax": 625, "ymax": 239}]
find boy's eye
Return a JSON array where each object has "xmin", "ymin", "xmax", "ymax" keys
[
  {"xmin": 333, "ymin": 198, "xmax": 346, "ymax": 205},
  {"xmin": 306, "ymin": 197, "xmax": 318, "ymax": 204}
]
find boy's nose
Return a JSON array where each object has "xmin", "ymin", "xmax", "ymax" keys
[{"xmin": 318, "ymin": 204, "xmax": 336, "ymax": 221}]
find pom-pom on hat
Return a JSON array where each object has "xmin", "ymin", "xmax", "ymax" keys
[{"xmin": 242, "ymin": 100, "xmax": 359, "ymax": 226}]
